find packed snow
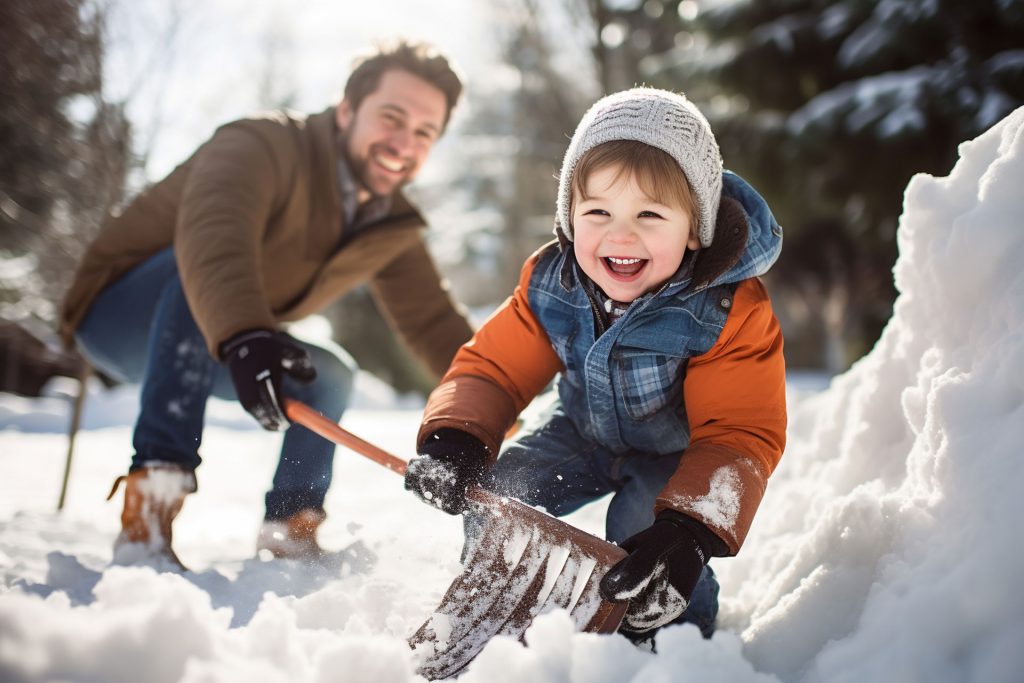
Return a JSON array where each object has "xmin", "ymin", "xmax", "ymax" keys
[{"xmin": 2, "ymin": 106, "xmax": 1023, "ymax": 681}]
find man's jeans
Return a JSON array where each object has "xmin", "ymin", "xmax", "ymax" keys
[
  {"xmin": 479, "ymin": 393, "xmax": 720, "ymax": 638},
  {"xmin": 75, "ymin": 248, "xmax": 355, "ymax": 520}
]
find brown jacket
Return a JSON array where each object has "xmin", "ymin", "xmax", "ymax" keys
[
  {"xmin": 418, "ymin": 251, "xmax": 786, "ymax": 555},
  {"xmin": 61, "ymin": 108, "xmax": 472, "ymax": 375}
]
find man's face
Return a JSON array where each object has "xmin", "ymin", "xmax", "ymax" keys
[{"xmin": 336, "ymin": 69, "xmax": 448, "ymax": 201}]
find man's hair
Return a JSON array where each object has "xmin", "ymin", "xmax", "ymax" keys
[
  {"xmin": 344, "ymin": 39, "xmax": 463, "ymax": 128},
  {"xmin": 570, "ymin": 140, "xmax": 697, "ymax": 224}
]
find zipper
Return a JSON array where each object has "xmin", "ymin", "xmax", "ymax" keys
[{"xmin": 584, "ymin": 287, "xmax": 608, "ymax": 337}]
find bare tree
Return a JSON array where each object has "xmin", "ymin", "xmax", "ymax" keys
[
  {"xmin": 0, "ymin": 0, "xmax": 132, "ymax": 337},
  {"xmin": 256, "ymin": 8, "xmax": 298, "ymax": 110}
]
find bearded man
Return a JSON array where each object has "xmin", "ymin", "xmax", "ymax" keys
[{"xmin": 60, "ymin": 40, "xmax": 473, "ymax": 566}]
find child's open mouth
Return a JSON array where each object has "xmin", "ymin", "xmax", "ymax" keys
[{"xmin": 603, "ymin": 256, "xmax": 648, "ymax": 280}]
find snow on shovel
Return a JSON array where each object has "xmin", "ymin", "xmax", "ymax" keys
[{"xmin": 284, "ymin": 399, "xmax": 627, "ymax": 680}]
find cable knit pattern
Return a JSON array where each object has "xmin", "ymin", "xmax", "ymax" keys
[{"xmin": 555, "ymin": 88, "xmax": 723, "ymax": 248}]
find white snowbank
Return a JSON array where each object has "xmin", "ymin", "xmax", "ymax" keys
[
  {"xmin": 720, "ymin": 104, "xmax": 1024, "ymax": 683},
  {"xmin": 2, "ymin": 107, "xmax": 1023, "ymax": 682}
]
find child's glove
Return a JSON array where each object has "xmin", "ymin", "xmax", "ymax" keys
[
  {"xmin": 599, "ymin": 510, "xmax": 714, "ymax": 634},
  {"xmin": 220, "ymin": 329, "xmax": 316, "ymax": 431},
  {"xmin": 404, "ymin": 429, "xmax": 489, "ymax": 515}
]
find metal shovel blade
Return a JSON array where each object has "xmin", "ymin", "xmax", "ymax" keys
[{"xmin": 409, "ymin": 488, "xmax": 628, "ymax": 680}]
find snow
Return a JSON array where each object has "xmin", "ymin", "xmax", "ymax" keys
[
  {"xmin": 669, "ymin": 465, "xmax": 743, "ymax": 532},
  {"xmin": 788, "ymin": 68, "xmax": 935, "ymax": 139},
  {"xmin": 835, "ymin": 0, "xmax": 939, "ymax": 71},
  {"xmin": 3, "ymin": 107, "xmax": 1024, "ymax": 681}
]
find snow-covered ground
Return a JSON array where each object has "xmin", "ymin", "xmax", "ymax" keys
[{"xmin": 2, "ymin": 107, "xmax": 1023, "ymax": 682}]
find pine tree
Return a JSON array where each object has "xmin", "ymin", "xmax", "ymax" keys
[
  {"xmin": 556, "ymin": 0, "xmax": 1024, "ymax": 368},
  {"xmin": 657, "ymin": 0, "xmax": 1024, "ymax": 369}
]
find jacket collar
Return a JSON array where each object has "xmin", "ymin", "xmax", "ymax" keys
[
  {"xmin": 306, "ymin": 107, "xmax": 426, "ymax": 256},
  {"xmin": 689, "ymin": 195, "xmax": 748, "ymax": 289}
]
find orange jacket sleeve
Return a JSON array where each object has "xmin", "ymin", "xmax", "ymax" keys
[
  {"xmin": 418, "ymin": 252, "xmax": 563, "ymax": 460},
  {"xmin": 655, "ymin": 277, "xmax": 787, "ymax": 555}
]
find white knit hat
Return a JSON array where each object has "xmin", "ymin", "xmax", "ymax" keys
[{"xmin": 555, "ymin": 87, "xmax": 722, "ymax": 248}]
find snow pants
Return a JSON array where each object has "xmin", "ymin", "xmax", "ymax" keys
[
  {"xmin": 477, "ymin": 392, "xmax": 720, "ymax": 639},
  {"xmin": 74, "ymin": 248, "xmax": 356, "ymax": 520}
]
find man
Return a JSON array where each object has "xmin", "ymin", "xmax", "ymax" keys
[{"xmin": 60, "ymin": 40, "xmax": 474, "ymax": 567}]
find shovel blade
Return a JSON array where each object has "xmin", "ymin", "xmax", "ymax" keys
[
  {"xmin": 276, "ymin": 403, "xmax": 629, "ymax": 678},
  {"xmin": 410, "ymin": 489, "xmax": 627, "ymax": 680}
]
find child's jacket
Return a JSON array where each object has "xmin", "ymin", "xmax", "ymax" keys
[{"xmin": 420, "ymin": 172, "xmax": 786, "ymax": 555}]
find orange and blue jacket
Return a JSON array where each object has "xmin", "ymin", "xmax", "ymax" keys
[{"xmin": 420, "ymin": 175, "xmax": 787, "ymax": 555}]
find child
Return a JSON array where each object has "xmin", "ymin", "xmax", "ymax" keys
[{"xmin": 405, "ymin": 88, "xmax": 786, "ymax": 641}]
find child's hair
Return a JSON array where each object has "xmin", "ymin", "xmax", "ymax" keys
[{"xmin": 570, "ymin": 140, "xmax": 698, "ymax": 227}]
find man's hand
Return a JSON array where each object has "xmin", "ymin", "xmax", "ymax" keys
[
  {"xmin": 599, "ymin": 511, "xmax": 713, "ymax": 634},
  {"xmin": 220, "ymin": 330, "xmax": 316, "ymax": 431},
  {"xmin": 404, "ymin": 429, "xmax": 489, "ymax": 515}
]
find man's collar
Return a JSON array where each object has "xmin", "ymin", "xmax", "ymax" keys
[
  {"xmin": 335, "ymin": 133, "xmax": 392, "ymax": 227},
  {"xmin": 335, "ymin": 138, "xmax": 361, "ymax": 226}
]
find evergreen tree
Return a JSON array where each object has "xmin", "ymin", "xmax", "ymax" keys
[
  {"xmin": 657, "ymin": 0, "xmax": 1024, "ymax": 369},
  {"xmin": 545, "ymin": 0, "xmax": 1024, "ymax": 368}
]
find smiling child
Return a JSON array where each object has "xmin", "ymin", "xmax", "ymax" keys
[{"xmin": 404, "ymin": 88, "xmax": 787, "ymax": 644}]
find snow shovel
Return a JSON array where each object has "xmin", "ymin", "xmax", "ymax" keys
[{"xmin": 284, "ymin": 399, "xmax": 628, "ymax": 680}]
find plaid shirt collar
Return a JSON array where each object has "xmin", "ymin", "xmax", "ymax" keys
[{"xmin": 335, "ymin": 138, "xmax": 392, "ymax": 230}]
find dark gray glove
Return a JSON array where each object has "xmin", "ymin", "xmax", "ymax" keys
[
  {"xmin": 404, "ymin": 428, "xmax": 489, "ymax": 514},
  {"xmin": 600, "ymin": 510, "xmax": 714, "ymax": 634},
  {"xmin": 220, "ymin": 329, "xmax": 316, "ymax": 431}
]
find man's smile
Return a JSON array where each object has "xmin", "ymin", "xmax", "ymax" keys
[{"xmin": 371, "ymin": 147, "xmax": 408, "ymax": 174}]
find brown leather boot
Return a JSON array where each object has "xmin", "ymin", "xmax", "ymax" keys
[
  {"xmin": 107, "ymin": 464, "xmax": 197, "ymax": 569},
  {"xmin": 256, "ymin": 508, "xmax": 327, "ymax": 560}
]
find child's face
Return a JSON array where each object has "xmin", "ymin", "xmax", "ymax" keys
[{"xmin": 572, "ymin": 164, "xmax": 701, "ymax": 302}]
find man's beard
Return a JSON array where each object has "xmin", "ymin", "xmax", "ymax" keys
[{"xmin": 339, "ymin": 129, "xmax": 409, "ymax": 199}]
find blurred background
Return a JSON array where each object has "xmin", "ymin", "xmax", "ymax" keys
[{"xmin": 3, "ymin": 0, "xmax": 1024, "ymax": 400}]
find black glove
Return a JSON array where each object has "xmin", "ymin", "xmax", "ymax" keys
[
  {"xmin": 220, "ymin": 329, "xmax": 316, "ymax": 431},
  {"xmin": 599, "ymin": 510, "xmax": 716, "ymax": 634},
  {"xmin": 404, "ymin": 428, "xmax": 489, "ymax": 515}
]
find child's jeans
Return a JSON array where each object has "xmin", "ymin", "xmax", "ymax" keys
[
  {"xmin": 74, "ymin": 247, "xmax": 356, "ymax": 520},
  {"xmin": 476, "ymin": 392, "xmax": 720, "ymax": 639}
]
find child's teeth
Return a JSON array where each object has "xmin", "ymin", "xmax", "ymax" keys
[{"xmin": 608, "ymin": 257, "xmax": 641, "ymax": 264}]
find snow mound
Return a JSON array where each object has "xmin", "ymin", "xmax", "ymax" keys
[{"xmin": 721, "ymin": 105, "xmax": 1024, "ymax": 682}]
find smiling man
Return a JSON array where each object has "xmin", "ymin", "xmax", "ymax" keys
[
  {"xmin": 337, "ymin": 68, "xmax": 445, "ymax": 200},
  {"xmin": 60, "ymin": 40, "xmax": 474, "ymax": 567}
]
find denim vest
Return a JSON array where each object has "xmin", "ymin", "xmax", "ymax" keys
[{"xmin": 528, "ymin": 172, "xmax": 783, "ymax": 456}]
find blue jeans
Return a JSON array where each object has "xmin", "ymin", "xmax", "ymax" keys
[
  {"xmin": 75, "ymin": 248, "xmax": 356, "ymax": 520},
  {"xmin": 480, "ymin": 393, "xmax": 719, "ymax": 638}
]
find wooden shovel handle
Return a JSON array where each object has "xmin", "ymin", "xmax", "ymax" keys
[
  {"xmin": 286, "ymin": 401, "xmax": 629, "ymax": 651},
  {"xmin": 284, "ymin": 399, "xmax": 409, "ymax": 475},
  {"xmin": 284, "ymin": 399, "xmax": 505, "ymax": 508}
]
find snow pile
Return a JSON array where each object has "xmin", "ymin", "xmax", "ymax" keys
[
  {"xmin": 2, "ymin": 108, "xmax": 1023, "ymax": 682},
  {"xmin": 719, "ymin": 104, "xmax": 1024, "ymax": 682}
]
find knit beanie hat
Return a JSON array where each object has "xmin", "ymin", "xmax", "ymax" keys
[{"xmin": 555, "ymin": 87, "xmax": 722, "ymax": 248}]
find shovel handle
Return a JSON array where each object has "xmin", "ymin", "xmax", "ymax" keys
[
  {"xmin": 283, "ymin": 399, "xmax": 503, "ymax": 507},
  {"xmin": 284, "ymin": 399, "xmax": 408, "ymax": 475}
]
